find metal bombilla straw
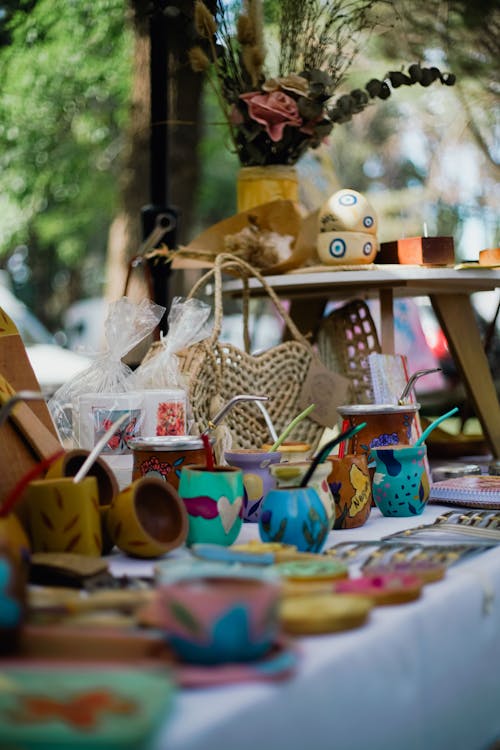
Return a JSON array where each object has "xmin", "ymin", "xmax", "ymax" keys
[
  {"xmin": 200, "ymin": 394, "xmax": 270, "ymax": 436},
  {"xmin": 398, "ymin": 368, "xmax": 442, "ymax": 404}
]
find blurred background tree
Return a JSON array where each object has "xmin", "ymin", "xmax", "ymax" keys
[
  {"xmin": 0, "ymin": 0, "xmax": 132, "ymax": 330},
  {"xmin": 0, "ymin": 0, "xmax": 498, "ymax": 339}
]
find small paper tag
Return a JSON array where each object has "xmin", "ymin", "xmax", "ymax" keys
[{"xmin": 298, "ymin": 357, "xmax": 350, "ymax": 428}]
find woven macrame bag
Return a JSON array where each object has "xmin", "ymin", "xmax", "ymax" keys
[{"xmin": 158, "ymin": 253, "xmax": 325, "ymax": 450}]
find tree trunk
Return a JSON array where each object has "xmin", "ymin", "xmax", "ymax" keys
[{"xmin": 105, "ymin": 0, "xmax": 151, "ymax": 304}]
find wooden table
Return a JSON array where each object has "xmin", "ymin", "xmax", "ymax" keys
[{"xmin": 223, "ymin": 264, "xmax": 500, "ymax": 457}]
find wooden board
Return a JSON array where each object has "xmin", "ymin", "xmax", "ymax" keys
[
  {"xmin": 0, "ymin": 307, "xmax": 58, "ymax": 437},
  {"xmin": 0, "ymin": 374, "xmax": 63, "ymax": 519}
]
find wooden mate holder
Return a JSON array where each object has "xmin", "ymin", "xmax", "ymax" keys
[
  {"xmin": 0, "ymin": 310, "xmax": 63, "ymax": 517},
  {"xmin": 0, "ymin": 308, "xmax": 58, "ymax": 436}
]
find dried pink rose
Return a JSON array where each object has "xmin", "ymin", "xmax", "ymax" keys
[{"xmin": 240, "ymin": 90, "xmax": 302, "ymax": 141}]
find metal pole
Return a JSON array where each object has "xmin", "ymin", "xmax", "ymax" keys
[{"xmin": 141, "ymin": 0, "xmax": 181, "ymax": 333}]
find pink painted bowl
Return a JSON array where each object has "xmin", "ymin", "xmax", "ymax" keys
[{"xmin": 155, "ymin": 561, "xmax": 282, "ymax": 664}]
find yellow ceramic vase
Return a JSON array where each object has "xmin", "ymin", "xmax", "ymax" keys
[{"xmin": 237, "ymin": 165, "xmax": 299, "ymax": 212}]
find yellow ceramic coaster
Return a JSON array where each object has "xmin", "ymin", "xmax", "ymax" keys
[
  {"xmin": 28, "ymin": 586, "xmax": 154, "ymax": 624},
  {"xmin": 282, "ymin": 580, "xmax": 334, "ymax": 598},
  {"xmin": 274, "ymin": 558, "xmax": 349, "ymax": 582},
  {"xmin": 231, "ymin": 540, "xmax": 300, "ymax": 562},
  {"xmin": 280, "ymin": 593, "xmax": 372, "ymax": 635}
]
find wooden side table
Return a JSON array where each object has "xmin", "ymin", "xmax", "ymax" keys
[{"xmin": 223, "ymin": 265, "xmax": 500, "ymax": 457}]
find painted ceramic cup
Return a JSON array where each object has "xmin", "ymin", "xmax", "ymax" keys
[
  {"xmin": 129, "ymin": 436, "xmax": 214, "ymax": 490},
  {"xmin": 369, "ymin": 444, "xmax": 430, "ymax": 517},
  {"xmin": 23, "ymin": 476, "xmax": 102, "ymax": 556},
  {"xmin": 270, "ymin": 461, "xmax": 335, "ymax": 530},
  {"xmin": 337, "ymin": 404, "xmax": 420, "ymax": 456},
  {"xmin": 155, "ymin": 560, "xmax": 281, "ymax": 664},
  {"xmin": 178, "ymin": 465, "xmax": 244, "ymax": 546},
  {"xmin": 141, "ymin": 388, "xmax": 187, "ymax": 437},
  {"xmin": 46, "ymin": 449, "xmax": 120, "ymax": 555},
  {"xmin": 224, "ymin": 449, "xmax": 281, "ymax": 522},
  {"xmin": 259, "ymin": 486, "xmax": 330, "ymax": 553},
  {"xmin": 326, "ymin": 454, "xmax": 372, "ymax": 529},
  {"xmin": 46, "ymin": 449, "xmax": 119, "ymax": 507},
  {"xmin": 106, "ymin": 476, "xmax": 188, "ymax": 558},
  {"xmin": 261, "ymin": 442, "xmax": 312, "ymax": 463},
  {"xmin": 78, "ymin": 391, "xmax": 144, "ymax": 454}
]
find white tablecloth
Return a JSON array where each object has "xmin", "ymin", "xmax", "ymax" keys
[{"xmin": 109, "ymin": 505, "xmax": 500, "ymax": 750}]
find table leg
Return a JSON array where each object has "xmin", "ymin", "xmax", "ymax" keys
[
  {"xmin": 287, "ymin": 299, "xmax": 327, "ymax": 340},
  {"xmin": 430, "ymin": 293, "xmax": 500, "ymax": 458},
  {"xmin": 379, "ymin": 289, "xmax": 395, "ymax": 354}
]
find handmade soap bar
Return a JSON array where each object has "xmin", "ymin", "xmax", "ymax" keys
[{"xmin": 378, "ymin": 236, "xmax": 455, "ymax": 265}]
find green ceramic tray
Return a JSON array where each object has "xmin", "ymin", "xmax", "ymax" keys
[{"xmin": 0, "ymin": 664, "xmax": 175, "ymax": 750}]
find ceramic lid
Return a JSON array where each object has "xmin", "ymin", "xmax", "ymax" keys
[
  {"xmin": 338, "ymin": 403, "xmax": 420, "ymax": 416},
  {"xmin": 128, "ymin": 435, "xmax": 214, "ymax": 451}
]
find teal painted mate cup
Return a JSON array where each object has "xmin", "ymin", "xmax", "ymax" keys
[
  {"xmin": 369, "ymin": 444, "xmax": 430, "ymax": 517},
  {"xmin": 178, "ymin": 465, "xmax": 244, "ymax": 546}
]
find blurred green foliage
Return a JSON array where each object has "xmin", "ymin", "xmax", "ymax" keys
[
  {"xmin": 0, "ymin": 0, "xmax": 132, "ymax": 322},
  {"xmin": 0, "ymin": 0, "xmax": 497, "ymax": 332}
]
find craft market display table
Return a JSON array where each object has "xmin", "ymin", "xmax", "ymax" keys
[
  {"xmin": 110, "ymin": 504, "xmax": 500, "ymax": 750},
  {"xmin": 223, "ymin": 264, "xmax": 500, "ymax": 458}
]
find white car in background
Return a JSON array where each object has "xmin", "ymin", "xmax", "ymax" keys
[{"xmin": 0, "ymin": 272, "xmax": 91, "ymax": 396}]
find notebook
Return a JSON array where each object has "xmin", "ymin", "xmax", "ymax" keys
[
  {"xmin": 368, "ymin": 352, "xmax": 409, "ymax": 405},
  {"xmin": 429, "ymin": 474, "xmax": 500, "ymax": 509}
]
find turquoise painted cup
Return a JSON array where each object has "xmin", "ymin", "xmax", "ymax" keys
[
  {"xmin": 178, "ymin": 465, "xmax": 244, "ymax": 546},
  {"xmin": 369, "ymin": 444, "xmax": 430, "ymax": 517},
  {"xmin": 259, "ymin": 486, "xmax": 330, "ymax": 553}
]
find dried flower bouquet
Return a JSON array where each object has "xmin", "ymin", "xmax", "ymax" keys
[{"xmin": 189, "ymin": 0, "xmax": 455, "ymax": 167}]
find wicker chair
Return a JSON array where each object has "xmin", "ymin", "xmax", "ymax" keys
[{"xmin": 316, "ymin": 299, "xmax": 381, "ymax": 405}]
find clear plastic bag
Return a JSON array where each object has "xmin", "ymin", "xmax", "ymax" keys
[
  {"xmin": 49, "ymin": 297, "xmax": 165, "ymax": 446},
  {"xmin": 132, "ymin": 296, "xmax": 213, "ymax": 391},
  {"xmin": 132, "ymin": 296, "xmax": 213, "ymax": 437}
]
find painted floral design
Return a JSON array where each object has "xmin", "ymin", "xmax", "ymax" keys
[{"xmin": 156, "ymin": 401, "xmax": 185, "ymax": 436}]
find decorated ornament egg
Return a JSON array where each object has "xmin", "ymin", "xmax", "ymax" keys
[{"xmin": 319, "ymin": 189, "xmax": 378, "ymax": 235}]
